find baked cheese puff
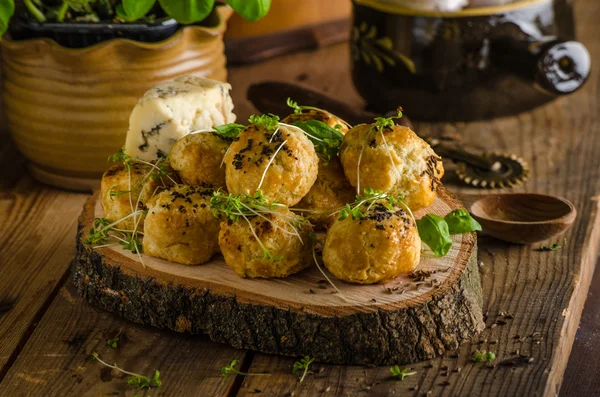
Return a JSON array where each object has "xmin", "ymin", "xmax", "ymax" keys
[
  {"xmin": 322, "ymin": 199, "xmax": 420, "ymax": 284},
  {"xmin": 143, "ymin": 184, "xmax": 220, "ymax": 265},
  {"xmin": 224, "ymin": 123, "xmax": 319, "ymax": 206},
  {"xmin": 340, "ymin": 124, "xmax": 444, "ymax": 211}
]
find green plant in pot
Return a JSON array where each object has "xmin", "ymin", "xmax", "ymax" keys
[{"xmin": 0, "ymin": 0, "xmax": 270, "ymax": 191}]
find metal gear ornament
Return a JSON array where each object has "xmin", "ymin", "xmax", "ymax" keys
[
  {"xmin": 455, "ymin": 152, "xmax": 530, "ymax": 189},
  {"xmin": 426, "ymin": 137, "xmax": 530, "ymax": 189}
]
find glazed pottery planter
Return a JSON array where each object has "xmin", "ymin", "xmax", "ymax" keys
[
  {"xmin": 1, "ymin": 7, "xmax": 231, "ymax": 191},
  {"xmin": 351, "ymin": 0, "xmax": 591, "ymax": 121}
]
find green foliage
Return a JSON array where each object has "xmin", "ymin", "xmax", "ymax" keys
[
  {"xmin": 292, "ymin": 356, "xmax": 314, "ymax": 383},
  {"xmin": 472, "ymin": 350, "xmax": 496, "ymax": 363},
  {"xmin": 226, "ymin": 0, "xmax": 270, "ymax": 22},
  {"xmin": 538, "ymin": 243, "xmax": 561, "ymax": 252},
  {"xmin": 158, "ymin": 0, "xmax": 214, "ymax": 24},
  {"xmin": 106, "ymin": 335, "xmax": 120, "ymax": 348},
  {"xmin": 373, "ymin": 108, "xmax": 403, "ymax": 130},
  {"xmin": 109, "ymin": 186, "xmax": 131, "ymax": 200},
  {"xmin": 248, "ymin": 113, "xmax": 280, "ymax": 131},
  {"xmin": 92, "ymin": 352, "xmax": 161, "ymax": 390},
  {"xmin": 0, "ymin": 0, "xmax": 14, "ymax": 35},
  {"xmin": 84, "ymin": 217, "xmax": 111, "ymax": 245},
  {"xmin": 6, "ymin": 0, "xmax": 272, "ymax": 38},
  {"xmin": 120, "ymin": 235, "xmax": 143, "ymax": 253},
  {"xmin": 444, "ymin": 209, "xmax": 482, "ymax": 234},
  {"xmin": 150, "ymin": 159, "xmax": 171, "ymax": 180},
  {"xmin": 389, "ymin": 365, "xmax": 416, "ymax": 381},
  {"xmin": 338, "ymin": 188, "xmax": 405, "ymax": 221},
  {"xmin": 127, "ymin": 370, "xmax": 161, "ymax": 389},
  {"xmin": 291, "ymin": 120, "xmax": 344, "ymax": 164},
  {"xmin": 416, "ymin": 214, "xmax": 452, "ymax": 257},
  {"xmin": 286, "ymin": 97, "xmax": 302, "ymax": 114},
  {"xmin": 117, "ymin": 0, "xmax": 155, "ymax": 21},
  {"xmin": 213, "ymin": 123, "xmax": 246, "ymax": 139},
  {"xmin": 220, "ymin": 359, "xmax": 271, "ymax": 379}
]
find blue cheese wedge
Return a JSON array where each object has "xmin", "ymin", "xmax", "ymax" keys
[{"xmin": 124, "ymin": 75, "xmax": 236, "ymax": 161}]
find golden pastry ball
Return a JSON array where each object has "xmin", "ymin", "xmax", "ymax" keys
[
  {"xmin": 322, "ymin": 200, "xmax": 421, "ymax": 284},
  {"xmin": 100, "ymin": 161, "xmax": 171, "ymax": 230},
  {"xmin": 294, "ymin": 157, "xmax": 356, "ymax": 229},
  {"xmin": 218, "ymin": 208, "xmax": 313, "ymax": 278},
  {"xmin": 143, "ymin": 184, "xmax": 220, "ymax": 265},
  {"xmin": 340, "ymin": 124, "xmax": 444, "ymax": 211},
  {"xmin": 224, "ymin": 123, "xmax": 319, "ymax": 206},
  {"xmin": 282, "ymin": 109, "xmax": 350, "ymax": 134},
  {"xmin": 169, "ymin": 131, "xmax": 229, "ymax": 188}
]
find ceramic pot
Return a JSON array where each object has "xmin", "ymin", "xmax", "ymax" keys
[
  {"xmin": 350, "ymin": 0, "xmax": 591, "ymax": 121},
  {"xmin": 1, "ymin": 6, "xmax": 231, "ymax": 191}
]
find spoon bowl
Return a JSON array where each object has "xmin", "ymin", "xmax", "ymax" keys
[{"xmin": 470, "ymin": 194, "xmax": 577, "ymax": 244}]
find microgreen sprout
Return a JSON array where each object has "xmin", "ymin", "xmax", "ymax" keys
[
  {"xmin": 249, "ymin": 113, "xmax": 280, "ymax": 131},
  {"xmin": 389, "ymin": 365, "xmax": 416, "ymax": 381},
  {"xmin": 106, "ymin": 330, "xmax": 121, "ymax": 348},
  {"xmin": 108, "ymin": 148, "xmax": 134, "ymax": 169},
  {"xmin": 472, "ymin": 350, "xmax": 496, "ymax": 363},
  {"xmin": 292, "ymin": 356, "xmax": 315, "ymax": 383},
  {"xmin": 338, "ymin": 188, "xmax": 408, "ymax": 221},
  {"xmin": 373, "ymin": 108, "xmax": 404, "ymax": 130},
  {"xmin": 92, "ymin": 352, "xmax": 161, "ymax": 390},
  {"xmin": 283, "ymin": 121, "xmax": 344, "ymax": 165},
  {"xmin": 109, "ymin": 186, "xmax": 131, "ymax": 200},
  {"xmin": 213, "ymin": 123, "xmax": 246, "ymax": 139},
  {"xmin": 538, "ymin": 243, "xmax": 561, "ymax": 252},
  {"xmin": 220, "ymin": 359, "xmax": 272, "ymax": 379}
]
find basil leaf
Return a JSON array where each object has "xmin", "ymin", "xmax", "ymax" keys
[
  {"xmin": 444, "ymin": 209, "xmax": 482, "ymax": 234},
  {"xmin": 227, "ymin": 0, "xmax": 271, "ymax": 22},
  {"xmin": 0, "ymin": 0, "xmax": 15, "ymax": 36},
  {"xmin": 416, "ymin": 214, "xmax": 452, "ymax": 257},
  {"xmin": 214, "ymin": 123, "xmax": 245, "ymax": 139},
  {"xmin": 159, "ymin": 0, "xmax": 215, "ymax": 24},
  {"xmin": 292, "ymin": 120, "xmax": 344, "ymax": 164},
  {"xmin": 120, "ymin": 0, "xmax": 156, "ymax": 21}
]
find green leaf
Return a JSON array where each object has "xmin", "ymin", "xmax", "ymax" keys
[
  {"xmin": 159, "ymin": 0, "xmax": 215, "ymax": 24},
  {"xmin": 389, "ymin": 365, "xmax": 416, "ymax": 381},
  {"xmin": 292, "ymin": 120, "xmax": 344, "ymax": 163},
  {"xmin": 227, "ymin": 0, "xmax": 270, "ymax": 22},
  {"xmin": 213, "ymin": 123, "xmax": 245, "ymax": 139},
  {"xmin": 117, "ymin": 0, "xmax": 156, "ymax": 21},
  {"xmin": 416, "ymin": 214, "xmax": 452, "ymax": 257},
  {"xmin": 444, "ymin": 209, "xmax": 482, "ymax": 234},
  {"xmin": 0, "ymin": 0, "xmax": 15, "ymax": 37}
]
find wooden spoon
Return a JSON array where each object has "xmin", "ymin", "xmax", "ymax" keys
[{"xmin": 469, "ymin": 193, "xmax": 577, "ymax": 244}]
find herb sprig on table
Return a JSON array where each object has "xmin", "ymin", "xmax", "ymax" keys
[
  {"xmin": 92, "ymin": 352, "xmax": 161, "ymax": 390},
  {"xmin": 389, "ymin": 365, "xmax": 416, "ymax": 381},
  {"xmin": 292, "ymin": 356, "xmax": 314, "ymax": 383},
  {"xmin": 220, "ymin": 359, "xmax": 271, "ymax": 379}
]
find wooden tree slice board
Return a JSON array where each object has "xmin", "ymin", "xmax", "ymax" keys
[{"xmin": 73, "ymin": 186, "xmax": 484, "ymax": 365}]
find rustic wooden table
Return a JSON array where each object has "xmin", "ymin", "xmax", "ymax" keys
[{"xmin": 0, "ymin": 1, "xmax": 599, "ymax": 395}]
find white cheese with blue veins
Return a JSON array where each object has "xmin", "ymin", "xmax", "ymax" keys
[{"xmin": 124, "ymin": 75, "xmax": 236, "ymax": 161}]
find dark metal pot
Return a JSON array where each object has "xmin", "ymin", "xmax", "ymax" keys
[{"xmin": 350, "ymin": 0, "xmax": 591, "ymax": 121}]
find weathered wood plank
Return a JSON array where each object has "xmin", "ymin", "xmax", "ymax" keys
[
  {"xmin": 0, "ymin": 283, "xmax": 246, "ymax": 397},
  {"xmin": 0, "ymin": 178, "xmax": 88, "ymax": 380}
]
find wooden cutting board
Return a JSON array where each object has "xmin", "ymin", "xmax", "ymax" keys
[{"xmin": 72, "ymin": 186, "xmax": 483, "ymax": 366}]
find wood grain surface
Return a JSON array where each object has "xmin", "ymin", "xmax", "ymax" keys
[{"xmin": 0, "ymin": 0, "xmax": 598, "ymax": 394}]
